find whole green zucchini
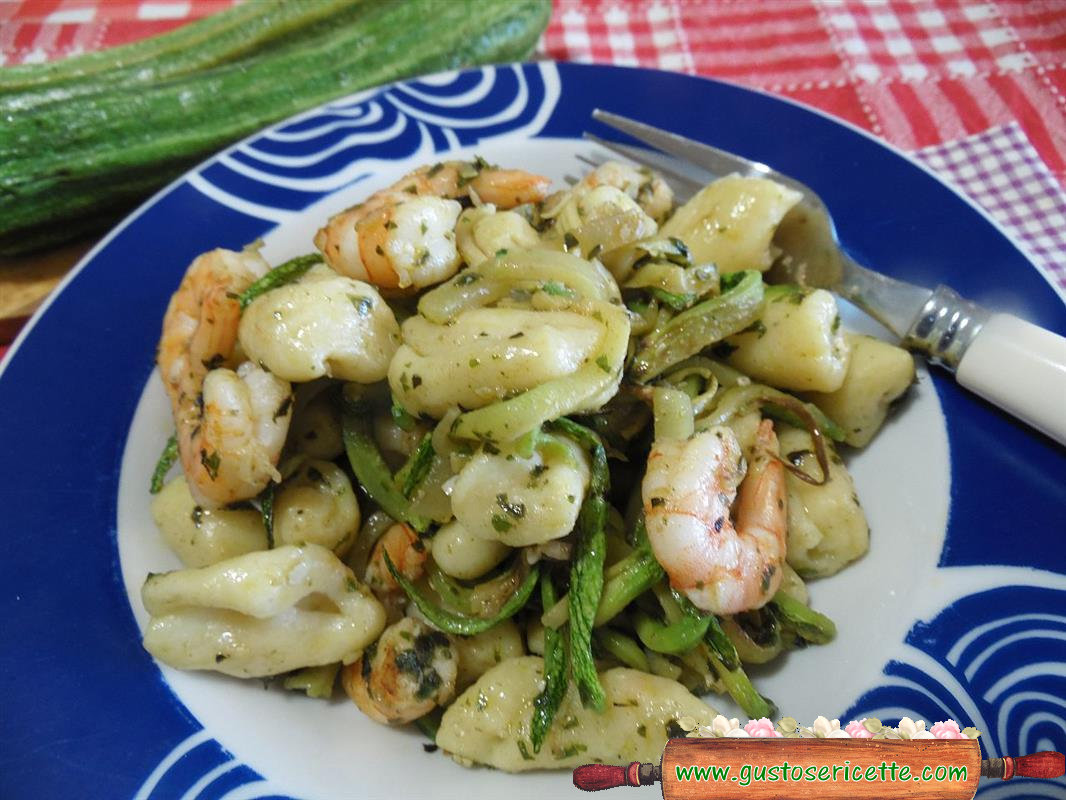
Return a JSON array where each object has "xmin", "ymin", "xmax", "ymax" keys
[
  {"xmin": 0, "ymin": 0, "xmax": 551, "ymax": 256},
  {"xmin": 0, "ymin": 0, "xmax": 359, "ymax": 106}
]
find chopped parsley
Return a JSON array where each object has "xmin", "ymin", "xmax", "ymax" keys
[{"xmin": 199, "ymin": 449, "xmax": 221, "ymax": 480}]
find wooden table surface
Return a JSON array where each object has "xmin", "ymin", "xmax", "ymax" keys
[{"xmin": 0, "ymin": 240, "xmax": 94, "ymax": 341}]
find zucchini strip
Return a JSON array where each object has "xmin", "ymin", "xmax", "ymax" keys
[
  {"xmin": 703, "ymin": 615, "xmax": 741, "ymax": 672},
  {"xmin": 707, "ymin": 649, "xmax": 776, "ymax": 720},
  {"xmin": 551, "ymin": 419, "xmax": 609, "ymax": 712},
  {"xmin": 341, "ymin": 406, "xmax": 431, "ymax": 533},
  {"xmin": 426, "ymin": 558, "xmax": 526, "ymax": 619},
  {"xmin": 238, "ymin": 253, "xmax": 322, "ymax": 310},
  {"xmin": 259, "ymin": 482, "xmax": 276, "ymax": 549},
  {"xmin": 394, "ymin": 434, "xmax": 436, "ymax": 500},
  {"xmin": 630, "ymin": 270, "xmax": 765, "ymax": 382},
  {"xmin": 634, "ymin": 596, "xmax": 712, "ymax": 655},
  {"xmin": 149, "ymin": 435, "xmax": 178, "ymax": 494},
  {"xmin": 383, "ymin": 551, "xmax": 539, "ymax": 636},
  {"xmin": 772, "ymin": 590, "xmax": 837, "ymax": 644},
  {"xmin": 541, "ymin": 539, "xmax": 664, "ymax": 629},
  {"xmin": 594, "ymin": 629, "xmax": 649, "ymax": 673},
  {"xmin": 530, "ymin": 574, "xmax": 569, "ymax": 753}
]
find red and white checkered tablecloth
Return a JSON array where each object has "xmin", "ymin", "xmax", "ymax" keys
[
  {"xmin": 5, "ymin": 0, "xmax": 1064, "ymax": 183},
  {"xmin": 0, "ymin": 0, "xmax": 1063, "ymax": 366}
]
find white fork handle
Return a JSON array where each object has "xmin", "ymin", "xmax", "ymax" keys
[{"xmin": 955, "ymin": 313, "xmax": 1066, "ymax": 445}]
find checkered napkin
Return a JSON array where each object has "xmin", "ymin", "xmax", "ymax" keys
[{"xmin": 914, "ymin": 123, "xmax": 1066, "ymax": 295}]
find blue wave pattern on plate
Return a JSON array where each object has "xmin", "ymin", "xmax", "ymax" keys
[
  {"xmin": 134, "ymin": 730, "xmax": 285, "ymax": 800},
  {"xmin": 186, "ymin": 63, "xmax": 561, "ymax": 222},
  {"xmin": 844, "ymin": 581, "xmax": 1066, "ymax": 799}
]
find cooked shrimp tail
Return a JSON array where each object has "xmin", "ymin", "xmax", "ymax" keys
[
  {"xmin": 157, "ymin": 247, "xmax": 292, "ymax": 507},
  {"xmin": 642, "ymin": 419, "xmax": 786, "ymax": 615},
  {"xmin": 314, "ymin": 160, "xmax": 550, "ymax": 294}
]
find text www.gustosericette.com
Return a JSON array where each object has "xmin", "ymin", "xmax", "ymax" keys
[{"xmin": 675, "ymin": 762, "xmax": 968, "ymax": 786}]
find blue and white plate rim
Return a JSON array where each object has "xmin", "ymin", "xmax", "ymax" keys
[{"xmin": 0, "ymin": 61, "xmax": 1063, "ymax": 800}]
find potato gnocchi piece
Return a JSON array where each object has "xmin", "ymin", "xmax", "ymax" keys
[
  {"xmin": 431, "ymin": 520, "xmax": 512, "ymax": 580},
  {"xmin": 152, "ymin": 476, "xmax": 268, "ymax": 568},
  {"xmin": 142, "ymin": 544, "xmax": 385, "ymax": 678},
  {"xmin": 388, "ymin": 308, "xmax": 604, "ymax": 419},
  {"xmin": 436, "ymin": 656, "xmax": 717, "ymax": 771},
  {"xmin": 548, "ymin": 184, "xmax": 658, "ymax": 262},
  {"xmin": 372, "ymin": 411, "xmax": 431, "ymax": 470},
  {"xmin": 575, "ymin": 160, "xmax": 674, "ymax": 222},
  {"xmin": 803, "ymin": 333, "xmax": 915, "ymax": 447},
  {"xmin": 724, "ymin": 287, "xmax": 850, "ymax": 393},
  {"xmin": 778, "ymin": 427, "xmax": 869, "ymax": 579},
  {"xmin": 659, "ymin": 175, "xmax": 801, "ymax": 273},
  {"xmin": 450, "ymin": 434, "xmax": 589, "ymax": 546},
  {"xmin": 238, "ymin": 264, "xmax": 400, "ymax": 383},
  {"xmin": 454, "ymin": 619, "xmax": 525, "ymax": 691},
  {"xmin": 342, "ymin": 617, "xmax": 457, "ymax": 724},
  {"xmin": 273, "ymin": 459, "xmax": 360, "ymax": 556},
  {"xmin": 456, "ymin": 205, "xmax": 541, "ymax": 268}
]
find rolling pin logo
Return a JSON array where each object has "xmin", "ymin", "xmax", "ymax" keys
[{"xmin": 573, "ymin": 719, "xmax": 1064, "ymax": 798}]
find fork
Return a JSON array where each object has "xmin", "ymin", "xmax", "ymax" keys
[{"xmin": 586, "ymin": 109, "xmax": 1066, "ymax": 446}]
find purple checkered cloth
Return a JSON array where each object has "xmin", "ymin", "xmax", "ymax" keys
[{"xmin": 915, "ymin": 123, "xmax": 1066, "ymax": 300}]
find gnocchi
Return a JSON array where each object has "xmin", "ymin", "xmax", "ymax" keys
[
  {"xmin": 725, "ymin": 287, "xmax": 850, "ymax": 392},
  {"xmin": 659, "ymin": 175, "xmax": 801, "ymax": 272},
  {"xmin": 389, "ymin": 308, "xmax": 605, "ymax": 418},
  {"xmin": 436, "ymin": 656, "xmax": 717, "ymax": 771},
  {"xmin": 453, "ymin": 619, "xmax": 525, "ymax": 690},
  {"xmin": 804, "ymin": 333, "xmax": 915, "ymax": 447},
  {"xmin": 456, "ymin": 205, "xmax": 541, "ymax": 268},
  {"xmin": 450, "ymin": 434, "xmax": 590, "ymax": 546},
  {"xmin": 778, "ymin": 427, "xmax": 869, "ymax": 578},
  {"xmin": 239, "ymin": 264, "xmax": 400, "ymax": 383},
  {"xmin": 272, "ymin": 459, "xmax": 361, "ymax": 556},
  {"xmin": 151, "ymin": 476, "xmax": 268, "ymax": 567},
  {"xmin": 142, "ymin": 544, "xmax": 385, "ymax": 677},
  {"xmin": 431, "ymin": 520, "xmax": 512, "ymax": 580}
]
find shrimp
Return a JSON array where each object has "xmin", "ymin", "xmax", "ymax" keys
[
  {"xmin": 341, "ymin": 617, "xmax": 458, "ymax": 724},
  {"xmin": 642, "ymin": 419, "xmax": 786, "ymax": 615},
  {"xmin": 314, "ymin": 159, "xmax": 550, "ymax": 294},
  {"xmin": 364, "ymin": 522, "xmax": 427, "ymax": 598},
  {"xmin": 157, "ymin": 248, "xmax": 293, "ymax": 507},
  {"xmin": 577, "ymin": 160, "xmax": 674, "ymax": 222}
]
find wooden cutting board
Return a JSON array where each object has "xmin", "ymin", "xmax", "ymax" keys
[{"xmin": 0, "ymin": 240, "xmax": 94, "ymax": 340}]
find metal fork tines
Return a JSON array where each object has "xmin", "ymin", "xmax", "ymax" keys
[{"xmin": 584, "ymin": 109, "xmax": 940, "ymax": 348}]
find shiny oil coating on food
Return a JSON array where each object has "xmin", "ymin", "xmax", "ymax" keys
[{"xmin": 144, "ymin": 157, "xmax": 914, "ymax": 771}]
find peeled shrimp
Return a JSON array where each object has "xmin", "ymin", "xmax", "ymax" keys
[
  {"xmin": 364, "ymin": 522, "xmax": 427, "ymax": 597},
  {"xmin": 157, "ymin": 248, "xmax": 292, "ymax": 507},
  {"xmin": 341, "ymin": 617, "xmax": 457, "ymax": 724},
  {"xmin": 642, "ymin": 419, "xmax": 786, "ymax": 615},
  {"xmin": 314, "ymin": 160, "xmax": 550, "ymax": 294}
]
